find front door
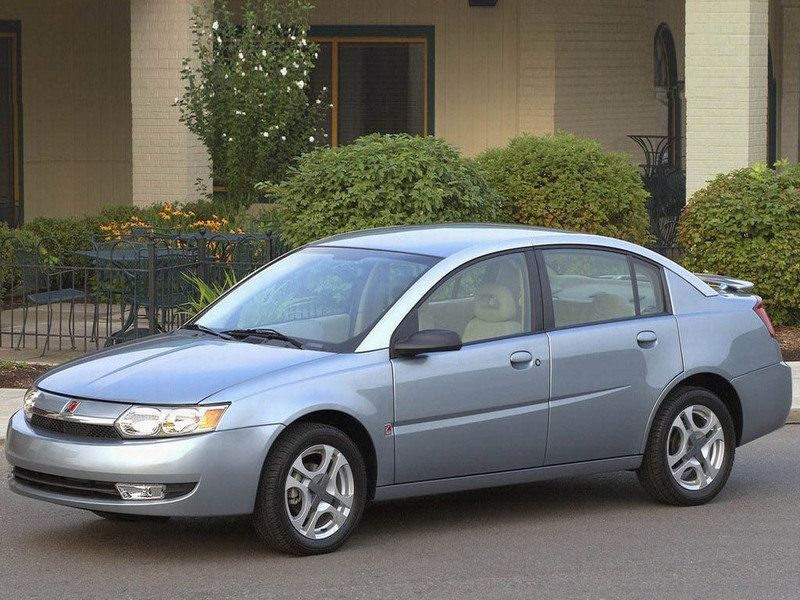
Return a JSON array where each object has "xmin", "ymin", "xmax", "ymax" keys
[
  {"xmin": 0, "ymin": 22, "xmax": 21, "ymax": 226},
  {"xmin": 538, "ymin": 246, "xmax": 683, "ymax": 465},
  {"xmin": 391, "ymin": 251, "xmax": 551, "ymax": 483}
]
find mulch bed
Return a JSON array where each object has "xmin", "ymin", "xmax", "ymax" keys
[
  {"xmin": 0, "ymin": 363, "xmax": 52, "ymax": 389},
  {"xmin": 776, "ymin": 326, "xmax": 800, "ymax": 362}
]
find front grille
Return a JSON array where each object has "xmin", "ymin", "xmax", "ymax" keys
[
  {"xmin": 11, "ymin": 467, "xmax": 196, "ymax": 500},
  {"xmin": 30, "ymin": 413, "xmax": 121, "ymax": 440}
]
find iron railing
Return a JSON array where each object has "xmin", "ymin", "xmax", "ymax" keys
[{"xmin": 0, "ymin": 231, "xmax": 288, "ymax": 356}]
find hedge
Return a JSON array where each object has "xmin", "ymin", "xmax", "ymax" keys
[
  {"xmin": 274, "ymin": 134, "xmax": 506, "ymax": 247},
  {"xmin": 679, "ymin": 163, "xmax": 800, "ymax": 325},
  {"xmin": 474, "ymin": 133, "xmax": 651, "ymax": 245}
]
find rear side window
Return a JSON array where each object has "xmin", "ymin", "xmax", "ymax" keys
[
  {"xmin": 632, "ymin": 258, "xmax": 666, "ymax": 315},
  {"xmin": 542, "ymin": 248, "xmax": 636, "ymax": 328},
  {"xmin": 541, "ymin": 248, "xmax": 668, "ymax": 328}
]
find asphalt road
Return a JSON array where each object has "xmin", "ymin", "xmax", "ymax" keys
[{"xmin": 1, "ymin": 426, "xmax": 799, "ymax": 600}]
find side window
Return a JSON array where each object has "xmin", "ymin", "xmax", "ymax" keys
[
  {"xmin": 405, "ymin": 253, "xmax": 533, "ymax": 344},
  {"xmin": 542, "ymin": 248, "xmax": 636, "ymax": 328},
  {"xmin": 632, "ymin": 258, "xmax": 666, "ymax": 315}
]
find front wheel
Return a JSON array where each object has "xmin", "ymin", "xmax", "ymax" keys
[
  {"xmin": 637, "ymin": 386, "xmax": 735, "ymax": 506},
  {"xmin": 252, "ymin": 423, "xmax": 367, "ymax": 555}
]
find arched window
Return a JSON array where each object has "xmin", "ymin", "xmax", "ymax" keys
[{"xmin": 654, "ymin": 24, "xmax": 680, "ymax": 167}]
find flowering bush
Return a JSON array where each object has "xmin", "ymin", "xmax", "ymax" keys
[
  {"xmin": 177, "ymin": 0, "xmax": 326, "ymax": 202},
  {"xmin": 98, "ymin": 203, "xmax": 245, "ymax": 240}
]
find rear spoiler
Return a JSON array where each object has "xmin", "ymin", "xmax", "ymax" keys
[{"xmin": 695, "ymin": 273, "xmax": 755, "ymax": 294}]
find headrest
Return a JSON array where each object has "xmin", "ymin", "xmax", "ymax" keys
[{"xmin": 472, "ymin": 284, "xmax": 517, "ymax": 323}]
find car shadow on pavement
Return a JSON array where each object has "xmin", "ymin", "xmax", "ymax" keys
[{"xmin": 17, "ymin": 471, "xmax": 665, "ymax": 558}]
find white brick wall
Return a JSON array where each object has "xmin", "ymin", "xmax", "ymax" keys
[
  {"xmin": 130, "ymin": 0, "xmax": 210, "ymax": 207},
  {"xmin": 685, "ymin": 0, "xmax": 769, "ymax": 197}
]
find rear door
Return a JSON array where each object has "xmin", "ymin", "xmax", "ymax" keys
[{"xmin": 538, "ymin": 246, "xmax": 683, "ymax": 465}]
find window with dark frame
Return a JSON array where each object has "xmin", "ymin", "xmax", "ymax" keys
[{"xmin": 310, "ymin": 28, "xmax": 431, "ymax": 146}]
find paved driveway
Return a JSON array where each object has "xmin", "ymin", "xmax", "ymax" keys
[{"xmin": 1, "ymin": 426, "xmax": 799, "ymax": 600}]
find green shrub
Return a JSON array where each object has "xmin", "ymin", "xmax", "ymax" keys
[
  {"xmin": 22, "ymin": 217, "xmax": 100, "ymax": 264},
  {"xmin": 474, "ymin": 132, "xmax": 651, "ymax": 244},
  {"xmin": 275, "ymin": 134, "xmax": 504, "ymax": 247},
  {"xmin": 679, "ymin": 163, "xmax": 800, "ymax": 325}
]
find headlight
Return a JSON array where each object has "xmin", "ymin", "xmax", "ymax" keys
[
  {"xmin": 115, "ymin": 404, "xmax": 229, "ymax": 438},
  {"xmin": 23, "ymin": 388, "xmax": 40, "ymax": 420}
]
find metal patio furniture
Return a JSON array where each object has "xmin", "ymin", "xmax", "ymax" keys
[{"xmin": 12, "ymin": 241, "xmax": 86, "ymax": 356}]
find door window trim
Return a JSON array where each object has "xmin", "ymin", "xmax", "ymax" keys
[
  {"xmin": 534, "ymin": 244, "xmax": 672, "ymax": 332},
  {"xmin": 389, "ymin": 248, "xmax": 545, "ymax": 356}
]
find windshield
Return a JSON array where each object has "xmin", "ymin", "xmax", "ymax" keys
[{"xmin": 195, "ymin": 246, "xmax": 439, "ymax": 352}]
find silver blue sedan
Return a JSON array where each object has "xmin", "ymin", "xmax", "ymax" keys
[{"xmin": 5, "ymin": 225, "xmax": 792, "ymax": 555}]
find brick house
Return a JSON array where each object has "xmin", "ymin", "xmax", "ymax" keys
[{"xmin": 0, "ymin": 0, "xmax": 793, "ymax": 227}]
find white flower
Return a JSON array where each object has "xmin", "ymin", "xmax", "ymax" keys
[
  {"xmin": 286, "ymin": 86, "xmax": 291, "ymax": 92},
  {"xmin": 322, "ymin": 86, "xmax": 327, "ymax": 92},
  {"xmin": 262, "ymin": 131, "xmax": 269, "ymax": 137},
  {"xmin": 238, "ymin": 52, "xmax": 244, "ymax": 60},
  {"xmin": 216, "ymin": 36, "xmax": 222, "ymax": 44},
  {"xmin": 292, "ymin": 62, "xmax": 298, "ymax": 68},
  {"xmin": 290, "ymin": 35, "xmax": 296, "ymax": 41},
  {"xmin": 295, "ymin": 80, "xmax": 305, "ymax": 90},
  {"xmin": 279, "ymin": 67, "xmax": 288, "ymax": 76},
  {"xmin": 212, "ymin": 20, "xmax": 219, "ymax": 30},
  {"xmin": 309, "ymin": 136, "xmax": 315, "ymax": 142},
  {"xmin": 315, "ymin": 99, "xmax": 321, "ymax": 104},
  {"xmin": 314, "ymin": 52, "xmax": 318, "ymax": 59},
  {"xmin": 301, "ymin": 38, "xmax": 307, "ymax": 46},
  {"xmin": 281, "ymin": 135, "xmax": 286, "ymax": 141},
  {"xmin": 261, "ymin": 49, "xmax": 267, "ymax": 57},
  {"xmin": 229, "ymin": 137, "xmax": 233, "ymax": 141}
]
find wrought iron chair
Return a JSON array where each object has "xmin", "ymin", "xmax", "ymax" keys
[{"xmin": 12, "ymin": 240, "xmax": 85, "ymax": 356}]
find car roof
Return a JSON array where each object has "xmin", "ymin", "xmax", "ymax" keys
[{"xmin": 313, "ymin": 224, "xmax": 576, "ymax": 258}]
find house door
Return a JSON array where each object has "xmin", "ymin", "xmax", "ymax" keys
[{"xmin": 0, "ymin": 22, "xmax": 21, "ymax": 227}]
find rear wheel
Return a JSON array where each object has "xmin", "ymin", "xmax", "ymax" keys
[
  {"xmin": 637, "ymin": 386, "xmax": 735, "ymax": 506},
  {"xmin": 252, "ymin": 423, "xmax": 367, "ymax": 555}
]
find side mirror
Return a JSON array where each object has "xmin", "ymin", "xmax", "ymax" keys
[{"xmin": 392, "ymin": 329, "xmax": 462, "ymax": 358}]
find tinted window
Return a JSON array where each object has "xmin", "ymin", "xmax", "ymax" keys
[
  {"xmin": 404, "ymin": 253, "xmax": 532, "ymax": 344},
  {"xmin": 633, "ymin": 258, "xmax": 666, "ymax": 315},
  {"xmin": 543, "ymin": 248, "xmax": 636, "ymax": 328}
]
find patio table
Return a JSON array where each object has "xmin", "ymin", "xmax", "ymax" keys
[{"xmin": 74, "ymin": 247, "xmax": 196, "ymax": 345}]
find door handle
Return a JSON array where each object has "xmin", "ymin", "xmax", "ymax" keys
[
  {"xmin": 510, "ymin": 351, "xmax": 534, "ymax": 369},
  {"xmin": 636, "ymin": 330, "xmax": 658, "ymax": 347}
]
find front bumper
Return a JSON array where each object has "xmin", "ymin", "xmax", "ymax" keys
[{"xmin": 5, "ymin": 411, "xmax": 283, "ymax": 516}]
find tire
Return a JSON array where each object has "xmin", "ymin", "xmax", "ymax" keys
[
  {"xmin": 637, "ymin": 386, "xmax": 736, "ymax": 506},
  {"xmin": 92, "ymin": 511, "xmax": 170, "ymax": 523},
  {"xmin": 252, "ymin": 423, "xmax": 368, "ymax": 555}
]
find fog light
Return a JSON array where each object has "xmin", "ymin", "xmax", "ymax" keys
[{"xmin": 115, "ymin": 483, "xmax": 166, "ymax": 500}]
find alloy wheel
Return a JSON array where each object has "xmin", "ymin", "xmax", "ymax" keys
[
  {"xmin": 284, "ymin": 444, "xmax": 355, "ymax": 540},
  {"xmin": 666, "ymin": 404, "xmax": 726, "ymax": 491}
]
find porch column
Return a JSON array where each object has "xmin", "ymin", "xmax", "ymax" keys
[
  {"xmin": 781, "ymin": 4, "xmax": 800, "ymax": 162},
  {"xmin": 685, "ymin": 0, "xmax": 769, "ymax": 198},
  {"xmin": 130, "ymin": 0, "xmax": 210, "ymax": 207}
]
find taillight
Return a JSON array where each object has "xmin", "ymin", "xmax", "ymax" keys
[{"xmin": 753, "ymin": 298, "xmax": 776, "ymax": 338}]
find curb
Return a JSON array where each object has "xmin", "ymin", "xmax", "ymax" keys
[{"xmin": 788, "ymin": 408, "xmax": 800, "ymax": 425}]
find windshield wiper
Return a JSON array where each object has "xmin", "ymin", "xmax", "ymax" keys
[
  {"xmin": 222, "ymin": 328, "xmax": 304, "ymax": 349},
  {"xmin": 182, "ymin": 323, "xmax": 235, "ymax": 340}
]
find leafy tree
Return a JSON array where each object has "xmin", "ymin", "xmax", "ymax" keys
[{"xmin": 177, "ymin": 0, "xmax": 327, "ymax": 203}]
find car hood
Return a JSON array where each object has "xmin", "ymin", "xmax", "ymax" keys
[{"xmin": 36, "ymin": 332, "xmax": 331, "ymax": 405}]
